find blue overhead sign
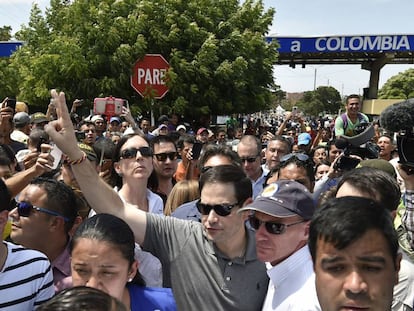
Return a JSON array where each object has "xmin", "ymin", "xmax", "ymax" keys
[
  {"xmin": 0, "ymin": 41, "xmax": 23, "ymax": 57},
  {"xmin": 266, "ymin": 35, "xmax": 414, "ymax": 53}
]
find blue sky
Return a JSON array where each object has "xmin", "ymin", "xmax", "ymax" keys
[{"xmin": 1, "ymin": 0, "xmax": 413, "ymax": 95}]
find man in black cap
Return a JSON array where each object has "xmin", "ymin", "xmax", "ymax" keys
[{"xmin": 239, "ymin": 180, "xmax": 320, "ymax": 310}]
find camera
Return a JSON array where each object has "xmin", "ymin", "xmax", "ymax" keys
[{"xmin": 334, "ymin": 123, "xmax": 379, "ymax": 171}]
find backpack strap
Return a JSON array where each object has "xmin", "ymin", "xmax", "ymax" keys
[
  {"xmin": 341, "ymin": 113, "xmax": 348, "ymax": 129},
  {"xmin": 342, "ymin": 112, "xmax": 365, "ymax": 129}
]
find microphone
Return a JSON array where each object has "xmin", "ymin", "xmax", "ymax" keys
[
  {"xmin": 380, "ymin": 98, "xmax": 414, "ymax": 134},
  {"xmin": 380, "ymin": 99, "xmax": 414, "ymax": 167}
]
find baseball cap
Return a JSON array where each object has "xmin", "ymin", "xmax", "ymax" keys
[
  {"xmin": 91, "ymin": 115, "xmax": 104, "ymax": 123},
  {"xmin": 197, "ymin": 127, "xmax": 208, "ymax": 135},
  {"xmin": 176, "ymin": 125, "xmax": 186, "ymax": 132},
  {"xmin": 13, "ymin": 112, "xmax": 30, "ymax": 126},
  {"xmin": 158, "ymin": 124, "xmax": 168, "ymax": 130},
  {"xmin": 297, "ymin": 133, "xmax": 311, "ymax": 146},
  {"xmin": 110, "ymin": 116, "xmax": 121, "ymax": 124},
  {"xmin": 358, "ymin": 159, "xmax": 397, "ymax": 179},
  {"xmin": 30, "ymin": 112, "xmax": 48, "ymax": 124},
  {"xmin": 78, "ymin": 143, "xmax": 97, "ymax": 163},
  {"xmin": 239, "ymin": 180, "xmax": 315, "ymax": 220}
]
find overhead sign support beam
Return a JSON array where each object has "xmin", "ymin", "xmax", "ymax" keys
[{"xmin": 267, "ymin": 34, "xmax": 414, "ymax": 98}]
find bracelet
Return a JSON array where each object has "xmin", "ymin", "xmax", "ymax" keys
[{"xmin": 65, "ymin": 152, "xmax": 87, "ymax": 165}]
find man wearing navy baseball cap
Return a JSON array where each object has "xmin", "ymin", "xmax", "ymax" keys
[{"xmin": 239, "ymin": 180, "xmax": 320, "ymax": 310}]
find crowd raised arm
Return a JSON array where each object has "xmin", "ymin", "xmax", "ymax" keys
[
  {"xmin": 45, "ymin": 90, "xmax": 149, "ymax": 245},
  {"xmin": 1, "ymin": 88, "xmax": 413, "ymax": 310}
]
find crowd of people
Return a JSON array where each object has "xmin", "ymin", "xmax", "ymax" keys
[{"xmin": 0, "ymin": 91, "xmax": 413, "ymax": 310}]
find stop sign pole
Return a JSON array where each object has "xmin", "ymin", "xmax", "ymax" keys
[{"xmin": 131, "ymin": 54, "xmax": 170, "ymax": 99}]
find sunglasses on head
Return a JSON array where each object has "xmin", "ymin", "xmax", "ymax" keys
[
  {"xmin": 240, "ymin": 156, "xmax": 258, "ymax": 163},
  {"xmin": 154, "ymin": 152, "xmax": 178, "ymax": 162},
  {"xmin": 196, "ymin": 199, "xmax": 240, "ymax": 217},
  {"xmin": 120, "ymin": 147, "xmax": 152, "ymax": 159},
  {"xmin": 249, "ymin": 216, "xmax": 305, "ymax": 234},
  {"xmin": 16, "ymin": 201, "xmax": 70, "ymax": 222},
  {"xmin": 280, "ymin": 153, "xmax": 309, "ymax": 164}
]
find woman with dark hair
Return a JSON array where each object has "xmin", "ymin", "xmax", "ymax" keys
[
  {"xmin": 70, "ymin": 214, "xmax": 176, "ymax": 311},
  {"xmin": 38, "ymin": 286, "xmax": 127, "ymax": 311},
  {"xmin": 110, "ymin": 134, "xmax": 163, "ymax": 214},
  {"xmin": 107, "ymin": 133, "xmax": 163, "ymax": 287}
]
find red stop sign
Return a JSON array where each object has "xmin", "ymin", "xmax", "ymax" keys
[{"xmin": 131, "ymin": 54, "xmax": 170, "ymax": 99}]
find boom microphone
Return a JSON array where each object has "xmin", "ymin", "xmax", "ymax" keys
[
  {"xmin": 380, "ymin": 98, "xmax": 414, "ymax": 134},
  {"xmin": 380, "ymin": 99, "xmax": 414, "ymax": 168}
]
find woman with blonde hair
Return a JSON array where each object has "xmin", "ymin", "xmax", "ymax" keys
[{"xmin": 164, "ymin": 180, "xmax": 199, "ymax": 216}]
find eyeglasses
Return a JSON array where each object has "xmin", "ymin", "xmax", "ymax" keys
[
  {"xmin": 154, "ymin": 152, "xmax": 178, "ymax": 162},
  {"xmin": 196, "ymin": 199, "xmax": 240, "ymax": 217},
  {"xmin": 16, "ymin": 201, "xmax": 70, "ymax": 222},
  {"xmin": 280, "ymin": 153, "xmax": 309, "ymax": 164},
  {"xmin": 240, "ymin": 156, "xmax": 259, "ymax": 163},
  {"xmin": 249, "ymin": 216, "xmax": 305, "ymax": 234},
  {"xmin": 120, "ymin": 147, "xmax": 153, "ymax": 159}
]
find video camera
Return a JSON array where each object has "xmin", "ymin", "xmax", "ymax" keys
[{"xmin": 334, "ymin": 122, "xmax": 379, "ymax": 171}]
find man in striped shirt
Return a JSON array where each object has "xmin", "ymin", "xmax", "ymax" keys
[{"xmin": 0, "ymin": 178, "xmax": 54, "ymax": 310}]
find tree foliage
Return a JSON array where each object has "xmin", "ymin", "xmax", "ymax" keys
[
  {"xmin": 296, "ymin": 86, "xmax": 342, "ymax": 116},
  {"xmin": 0, "ymin": 26, "xmax": 16, "ymax": 98},
  {"xmin": 378, "ymin": 68, "xmax": 414, "ymax": 99},
  {"xmin": 4, "ymin": 0, "xmax": 278, "ymax": 117}
]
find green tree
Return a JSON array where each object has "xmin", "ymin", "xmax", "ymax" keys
[
  {"xmin": 0, "ymin": 26, "xmax": 12, "ymax": 41},
  {"xmin": 378, "ymin": 68, "xmax": 414, "ymax": 99},
  {"xmin": 296, "ymin": 86, "xmax": 341, "ymax": 116},
  {"xmin": 7, "ymin": 0, "xmax": 278, "ymax": 117},
  {"xmin": 0, "ymin": 26, "xmax": 18, "ymax": 99}
]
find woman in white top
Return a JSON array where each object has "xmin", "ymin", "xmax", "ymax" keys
[
  {"xmin": 110, "ymin": 133, "xmax": 164, "ymax": 287},
  {"xmin": 111, "ymin": 134, "xmax": 164, "ymax": 213}
]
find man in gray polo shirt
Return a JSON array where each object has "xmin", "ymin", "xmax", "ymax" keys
[{"xmin": 46, "ymin": 91, "xmax": 268, "ymax": 311}]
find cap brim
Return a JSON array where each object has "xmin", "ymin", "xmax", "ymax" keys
[{"xmin": 239, "ymin": 197, "xmax": 297, "ymax": 218}]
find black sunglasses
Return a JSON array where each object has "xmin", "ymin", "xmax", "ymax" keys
[
  {"xmin": 280, "ymin": 153, "xmax": 309, "ymax": 164},
  {"xmin": 249, "ymin": 216, "xmax": 305, "ymax": 234},
  {"xmin": 154, "ymin": 152, "xmax": 178, "ymax": 162},
  {"xmin": 196, "ymin": 199, "xmax": 240, "ymax": 217},
  {"xmin": 120, "ymin": 147, "xmax": 153, "ymax": 159},
  {"xmin": 16, "ymin": 201, "xmax": 70, "ymax": 222},
  {"xmin": 200, "ymin": 166, "xmax": 212, "ymax": 174},
  {"xmin": 240, "ymin": 156, "xmax": 259, "ymax": 163}
]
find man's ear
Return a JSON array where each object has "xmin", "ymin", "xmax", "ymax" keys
[
  {"xmin": 49, "ymin": 216, "xmax": 66, "ymax": 232},
  {"xmin": 241, "ymin": 197, "xmax": 253, "ymax": 208},
  {"xmin": 69, "ymin": 216, "xmax": 83, "ymax": 237},
  {"xmin": 239, "ymin": 198, "xmax": 253, "ymax": 221}
]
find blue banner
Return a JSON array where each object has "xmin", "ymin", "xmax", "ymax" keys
[
  {"xmin": 0, "ymin": 41, "xmax": 23, "ymax": 57},
  {"xmin": 266, "ymin": 35, "xmax": 414, "ymax": 53}
]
